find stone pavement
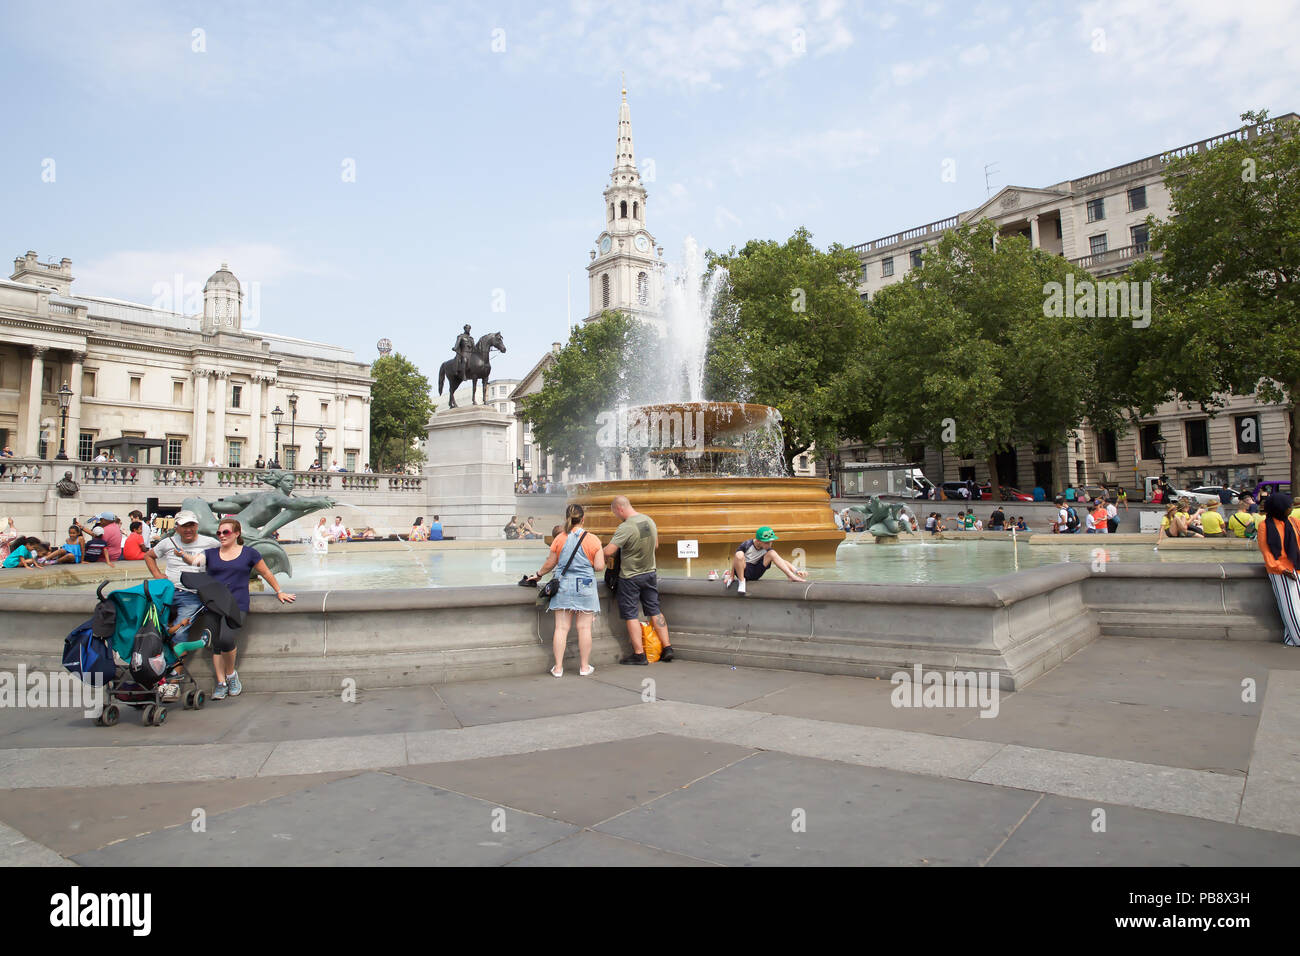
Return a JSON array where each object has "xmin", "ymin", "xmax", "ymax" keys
[{"xmin": 2, "ymin": 637, "xmax": 1299, "ymax": 866}]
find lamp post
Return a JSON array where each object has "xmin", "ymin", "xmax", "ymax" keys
[
  {"xmin": 271, "ymin": 405, "xmax": 284, "ymax": 466},
  {"xmin": 287, "ymin": 392, "xmax": 298, "ymax": 469},
  {"xmin": 56, "ymin": 382, "xmax": 72, "ymax": 460},
  {"xmin": 1152, "ymin": 434, "xmax": 1168, "ymax": 475},
  {"xmin": 315, "ymin": 427, "xmax": 326, "ymax": 471}
]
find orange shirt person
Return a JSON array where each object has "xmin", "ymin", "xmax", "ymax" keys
[{"xmin": 1257, "ymin": 493, "xmax": 1300, "ymax": 646}]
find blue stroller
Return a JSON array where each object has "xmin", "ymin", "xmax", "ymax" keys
[{"xmin": 63, "ymin": 579, "xmax": 207, "ymax": 727}]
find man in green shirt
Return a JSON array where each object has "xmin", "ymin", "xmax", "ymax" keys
[{"xmin": 603, "ymin": 495, "xmax": 673, "ymax": 665}]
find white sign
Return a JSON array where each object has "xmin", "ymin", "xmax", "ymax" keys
[{"xmin": 677, "ymin": 539, "xmax": 699, "ymax": 558}]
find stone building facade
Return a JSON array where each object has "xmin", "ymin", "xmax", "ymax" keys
[
  {"xmin": 845, "ymin": 113, "xmax": 1297, "ymax": 494},
  {"xmin": 0, "ymin": 252, "xmax": 372, "ymax": 469}
]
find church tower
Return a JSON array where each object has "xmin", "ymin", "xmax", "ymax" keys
[{"xmin": 586, "ymin": 85, "xmax": 664, "ymax": 325}]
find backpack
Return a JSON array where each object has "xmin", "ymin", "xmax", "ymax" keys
[
  {"xmin": 1065, "ymin": 507, "xmax": 1079, "ymax": 531},
  {"xmin": 127, "ymin": 592, "xmax": 169, "ymax": 689},
  {"xmin": 62, "ymin": 621, "xmax": 117, "ymax": 687}
]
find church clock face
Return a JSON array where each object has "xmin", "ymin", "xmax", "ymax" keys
[
  {"xmin": 599, "ymin": 236, "xmax": 612, "ymax": 254},
  {"xmin": 634, "ymin": 234, "xmax": 650, "ymax": 253}
]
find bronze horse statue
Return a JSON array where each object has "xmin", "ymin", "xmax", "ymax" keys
[{"xmin": 438, "ymin": 331, "xmax": 506, "ymax": 408}]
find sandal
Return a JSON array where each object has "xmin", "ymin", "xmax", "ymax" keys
[
  {"xmin": 550, "ymin": 666, "xmax": 563, "ymax": 678},
  {"xmin": 579, "ymin": 665, "xmax": 595, "ymax": 677}
]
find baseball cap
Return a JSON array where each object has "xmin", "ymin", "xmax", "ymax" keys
[
  {"xmin": 96, "ymin": 511, "xmax": 118, "ymax": 521},
  {"xmin": 90, "ymin": 527, "xmax": 104, "ymax": 537},
  {"xmin": 755, "ymin": 526, "xmax": 779, "ymax": 542},
  {"xmin": 174, "ymin": 510, "xmax": 200, "ymax": 526}
]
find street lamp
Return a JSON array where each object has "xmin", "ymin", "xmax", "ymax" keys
[
  {"xmin": 271, "ymin": 405, "xmax": 284, "ymax": 466},
  {"xmin": 315, "ymin": 426, "xmax": 326, "ymax": 470},
  {"xmin": 56, "ymin": 381, "xmax": 73, "ymax": 460},
  {"xmin": 287, "ymin": 392, "xmax": 298, "ymax": 469},
  {"xmin": 1152, "ymin": 433, "xmax": 1168, "ymax": 474}
]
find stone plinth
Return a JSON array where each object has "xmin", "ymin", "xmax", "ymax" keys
[{"xmin": 424, "ymin": 406, "xmax": 515, "ymax": 540}]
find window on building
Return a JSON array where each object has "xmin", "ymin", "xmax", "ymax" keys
[
  {"xmin": 1184, "ymin": 419, "xmax": 1209, "ymax": 458},
  {"xmin": 633, "ymin": 201, "xmax": 638, "ymax": 219},
  {"xmin": 1139, "ymin": 423, "xmax": 1162, "ymax": 460},
  {"xmin": 620, "ymin": 200, "xmax": 627, "ymax": 218},
  {"xmin": 1127, "ymin": 185, "xmax": 1147, "ymax": 211},
  {"xmin": 82, "ymin": 370, "xmax": 96, "ymax": 397},
  {"xmin": 167, "ymin": 438, "xmax": 183, "ymax": 466},
  {"xmin": 43, "ymin": 367, "xmax": 54, "ymax": 394},
  {"xmin": 228, "ymin": 440, "xmax": 242, "ymax": 467},
  {"xmin": 909, "ymin": 249, "xmax": 923, "ymax": 270},
  {"xmin": 1086, "ymin": 198, "xmax": 1105, "ymax": 222},
  {"xmin": 38, "ymin": 434, "xmax": 48, "ymax": 459},
  {"xmin": 1089, "ymin": 233, "xmax": 1108, "ymax": 256},
  {"xmin": 602, "ymin": 274, "xmax": 610, "ymax": 308},
  {"xmin": 285, "ymin": 446, "xmax": 298, "ymax": 470},
  {"xmin": 1235, "ymin": 415, "xmax": 1262, "ymax": 454},
  {"xmin": 1076, "ymin": 460, "xmax": 1085, "ymax": 483},
  {"xmin": 346, "ymin": 451, "xmax": 357, "ymax": 472},
  {"xmin": 231, "ymin": 384, "xmax": 242, "ymax": 409},
  {"xmin": 1130, "ymin": 223, "xmax": 1149, "ymax": 251},
  {"xmin": 172, "ymin": 381, "xmax": 184, "ymax": 404},
  {"xmin": 798, "ymin": 455, "xmax": 809, "ymax": 470},
  {"xmin": 78, "ymin": 432, "xmax": 95, "ymax": 461},
  {"xmin": 881, "ymin": 257, "xmax": 894, "ymax": 277},
  {"xmin": 637, "ymin": 272, "xmax": 649, "ymax": 306},
  {"xmin": 129, "ymin": 375, "xmax": 141, "ymax": 402},
  {"xmin": 1096, "ymin": 428, "xmax": 1118, "ymax": 463},
  {"xmin": 1053, "ymin": 218, "xmax": 1063, "ymax": 239}
]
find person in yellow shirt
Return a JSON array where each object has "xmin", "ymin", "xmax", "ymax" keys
[
  {"xmin": 1227, "ymin": 498, "xmax": 1257, "ymax": 539},
  {"xmin": 1200, "ymin": 499, "xmax": 1225, "ymax": 536}
]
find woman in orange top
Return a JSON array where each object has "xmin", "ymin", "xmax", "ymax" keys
[
  {"xmin": 1258, "ymin": 493, "xmax": 1300, "ymax": 646},
  {"xmin": 526, "ymin": 503, "xmax": 606, "ymax": 677}
]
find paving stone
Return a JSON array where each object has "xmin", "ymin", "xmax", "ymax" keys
[
  {"xmin": 435, "ymin": 672, "xmax": 642, "ymax": 726},
  {"xmin": 508, "ymin": 829, "xmax": 719, "ymax": 866},
  {"xmin": 1238, "ymin": 669, "xmax": 1300, "ymax": 835}
]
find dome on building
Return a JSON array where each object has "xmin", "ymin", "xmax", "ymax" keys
[{"xmin": 204, "ymin": 262, "xmax": 239, "ymax": 292}]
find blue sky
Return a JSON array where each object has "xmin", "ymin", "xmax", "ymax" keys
[{"xmin": 3, "ymin": 0, "xmax": 1297, "ymax": 384}]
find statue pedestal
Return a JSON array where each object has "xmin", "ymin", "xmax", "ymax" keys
[{"xmin": 424, "ymin": 406, "xmax": 515, "ymax": 540}]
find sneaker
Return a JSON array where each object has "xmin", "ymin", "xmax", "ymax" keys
[
  {"xmin": 659, "ymin": 646, "xmax": 674, "ymax": 663},
  {"xmin": 227, "ymin": 671, "xmax": 242, "ymax": 697},
  {"xmin": 619, "ymin": 652, "xmax": 648, "ymax": 666},
  {"xmin": 723, "ymin": 569, "xmax": 735, "ymax": 588},
  {"xmin": 211, "ymin": 682, "xmax": 229, "ymax": 701}
]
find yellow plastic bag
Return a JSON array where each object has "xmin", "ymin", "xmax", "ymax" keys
[{"xmin": 641, "ymin": 622, "xmax": 662, "ymax": 663}]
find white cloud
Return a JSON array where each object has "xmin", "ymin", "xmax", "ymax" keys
[
  {"xmin": 74, "ymin": 244, "xmax": 326, "ymax": 307},
  {"xmin": 959, "ymin": 43, "xmax": 990, "ymax": 65},
  {"xmin": 891, "ymin": 57, "xmax": 939, "ymax": 85}
]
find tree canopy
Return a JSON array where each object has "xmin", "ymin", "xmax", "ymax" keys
[
  {"xmin": 1118, "ymin": 109, "xmax": 1300, "ymax": 488},
  {"xmin": 369, "ymin": 352, "xmax": 434, "ymax": 471},
  {"xmin": 705, "ymin": 227, "xmax": 874, "ymax": 466},
  {"xmin": 862, "ymin": 221, "xmax": 1135, "ymax": 496}
]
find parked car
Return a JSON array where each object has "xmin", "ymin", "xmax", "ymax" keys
[
  {"xmin": 999, "ymin": 486, "xmax": 1034, "ymax": 502},
  {"xmin": 1190, "ymin": 485, "xmax": 1241, "ymax": 504}
]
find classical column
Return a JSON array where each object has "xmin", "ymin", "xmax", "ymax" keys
[
  {"xmin": 212, "ymin": 370, "xmax": 228, "ymax": 465},
  {"xmin": 334, "ymin": 392, "xmax": 347, "ymax": 466},
  {"xmin": 1029, "ymin": 214, "xmax": 1040, "ymax": 249},
  {"xmin": 192, "ymin": 368, "xmax": 209, "ymax": 464},
  {"xmin": 66, "ymin": 350, "xmax": 85, "ymax": 459},
  {"xmin": 360, "ymin": 395, "xmax": 371, "ymax": 468},
  {"xmin": 248, "ymin": 373, "xmax": 264, "ymax": 462},
  {"xmin": 22, "ymin": 346, "xmax": 48, "ymax": 457}
]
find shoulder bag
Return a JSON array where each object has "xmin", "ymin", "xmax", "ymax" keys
[{"xmin": 538, "ymin": 531, "xmax": 586, "ymax": 605}]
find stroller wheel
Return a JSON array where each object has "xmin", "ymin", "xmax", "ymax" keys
[
  {"xmin": 102, "ymin": 704, "xmax": 120, "ymax": 727},
  {"xmin": 153, "ymin": 706, "xmax": 168, "ymax": 726},
  {"xmin": 194, "ymin": 690, "xmax": 206, "ymax": 710},
  {"xmin": 184, "ymin": 690, "xmax": 196, "ymax": 709},
  {"xmin": 142, "ymin": 704, "xmax": 157, "ymax": 725}
]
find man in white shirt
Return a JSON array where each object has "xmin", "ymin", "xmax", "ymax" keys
[
  {"xmin": 142, "ymin": 510, "xmax": 218, "ymax": 643},
  {"xmin": 1106, "ymin": 500, "xmax": 1119, "ymax": 533}
]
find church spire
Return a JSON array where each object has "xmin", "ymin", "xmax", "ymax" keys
[{"xmin": 614, "ymin": 81, "xmax": 637, "ymax": 179}]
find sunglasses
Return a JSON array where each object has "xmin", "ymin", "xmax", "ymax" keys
[{"xmin": 217, "ymin": 529, "xmax": 236, "ymax": 537}]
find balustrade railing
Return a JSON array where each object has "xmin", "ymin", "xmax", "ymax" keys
[
  {"xmin": 0, "ymin": 458, "xmax": 51, "ymax": 483},
  {"xmin": 1, "ymin": 463, "xmax": 426, "ymax": 495}
]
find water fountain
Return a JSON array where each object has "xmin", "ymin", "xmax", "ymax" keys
[{"xmin": 566, "ymin": 237, "xmax": 844, "ymax": 565}]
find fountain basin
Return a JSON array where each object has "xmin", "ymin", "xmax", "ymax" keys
[{"xmin": 566, "ymin": 476, "xmax": 845, "ymax": 565}]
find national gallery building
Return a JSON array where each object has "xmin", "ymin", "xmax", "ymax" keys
[{"xmin": 0, "ymin": 252, "xmax": 372, "ymax": 468}]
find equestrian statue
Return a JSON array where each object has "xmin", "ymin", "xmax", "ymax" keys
[{"xmin": 438, "ymin": 326, "xmax": 507, "ymax": 408}]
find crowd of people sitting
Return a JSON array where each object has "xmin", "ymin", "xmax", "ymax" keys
[
  {"xmin": 515, "ymin": 478, "xmax": 564, "ymax": 494},
  {"xmin": 0, "ymin": 509, "xmax": 162, "ymax": 569}
]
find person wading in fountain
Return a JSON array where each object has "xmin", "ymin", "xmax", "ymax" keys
[{"xmin": 603, "ymin": 495, "xmax": 673, "ymax": 665}]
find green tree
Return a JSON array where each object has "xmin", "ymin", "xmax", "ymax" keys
[
  {"xmin": 705, "ymin": 227, "xmax": 874, "ymax": 467},
  {"xmin": 369, "ymin": 353, "xmax": 434, "ymax": 471},
  {"xmin": 519, "ymin": 310, "xmax": 659, "ymax": 474},
  {"xmin": 864, "ymin": 221, "xmax": 1130, "ymax": 497},
  {"xmin": 1121, "ymin": 110, "xmax": 1300, "ymax": 489}
]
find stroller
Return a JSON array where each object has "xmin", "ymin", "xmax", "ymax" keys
[{"xmin": 64, "ymin": 579, "xmax": 207, "ymax": 727}]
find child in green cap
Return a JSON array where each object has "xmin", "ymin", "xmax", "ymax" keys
[{"xmin": 723, "ymin": 526, "xmax": 807, "ymax": 595}]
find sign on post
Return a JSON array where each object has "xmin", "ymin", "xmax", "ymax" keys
[{"xmin": 677, "ymin": 540, "xmax": 699, "ymax": 558}]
